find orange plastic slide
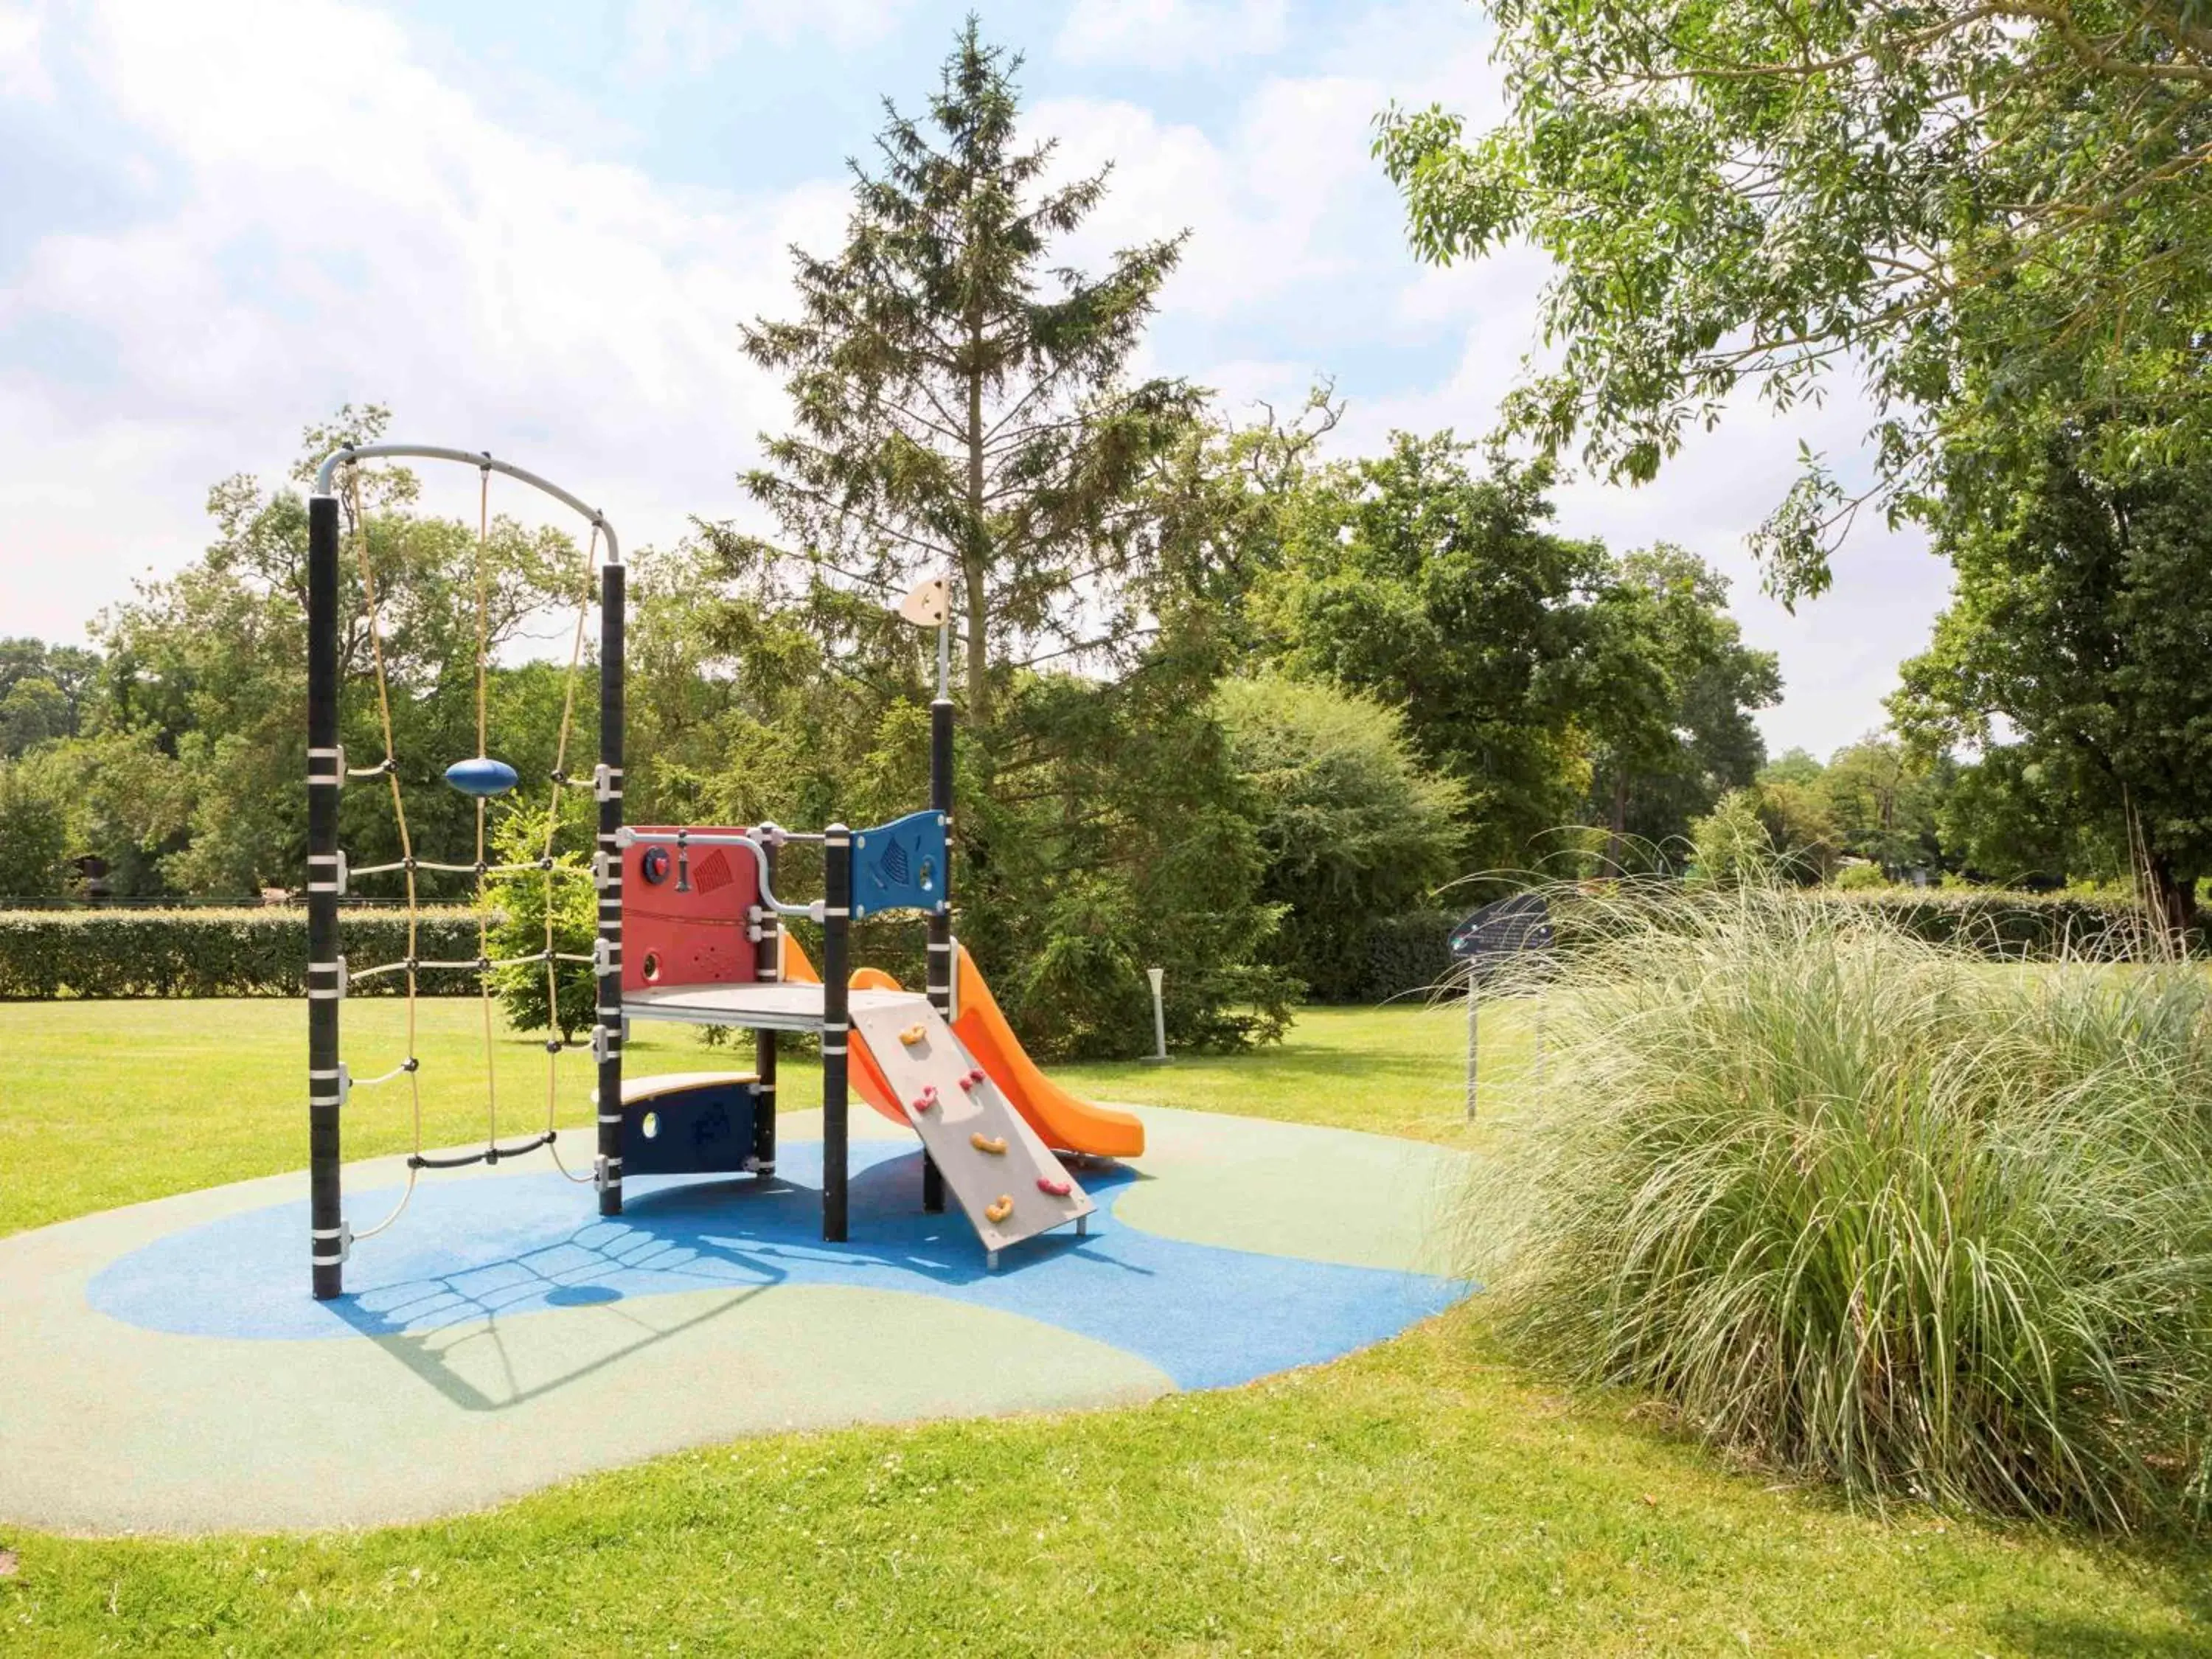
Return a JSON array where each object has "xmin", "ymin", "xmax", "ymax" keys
[
  {"xmin": 776, "ymin": 936, "xmax": 1143, "ymax": 1158},
  {"xmin": 950, "ymin": 943, "xmax": 1144, "ymax": 1158}
]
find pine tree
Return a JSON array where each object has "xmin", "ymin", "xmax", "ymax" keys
[{"xmin": 739, "ymin": 18, "xmax": 1193, "ymax": 726}]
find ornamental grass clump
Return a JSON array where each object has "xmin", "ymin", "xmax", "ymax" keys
[{"xmin": 1472, "ymin": 883, "xmax": 2212, "ymax": 1530}]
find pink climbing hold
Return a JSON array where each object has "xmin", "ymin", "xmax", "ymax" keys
[
  {"xmin": 910, "ymin": 1085, "xmax": 939, "ymax": 1113},
  {"xmin": 959, "ymin": 1068, "xmax": 986, "ymax": 1091},
  {"xmin": 1036, "ymin": 1175, "xmax": 1073, "ymax": 1197}
]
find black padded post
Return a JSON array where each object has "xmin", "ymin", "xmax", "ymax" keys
[
  {"xmin": 753, "ymin": 838, "xmax": 779, "ymax": 1175},
  {"xmin": 307, "ymin": 493, "xmax": 344, "ymax": 1299},
  {"xmin": 922, "ymin": 696, "xmax": 954, "ymax": 1214},
  {"xmin": 596, "ymin": 561, "xmax": 626, "ymax": 1217},
  {"xmin": 822, "ymin": 824, "xmax": 852, "ymax": 1242}
]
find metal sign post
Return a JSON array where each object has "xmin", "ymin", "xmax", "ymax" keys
[
  {"xmin": 1447, "ymin": 894, "xmax": 1554, "ymax": 1122},
  {"xmin": 1464, "ymin": 961, "xmax": 1479, "ymax": 1119}
]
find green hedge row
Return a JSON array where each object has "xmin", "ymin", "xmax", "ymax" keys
[
  {"xmin": 1810, "ymin": 889, "xmax": 2163, "ymax": 956},
  {"xmin": 0, "ymin": 908, "xmax": 486, "ymax": 999},
  {"xmin": 0, "ymin": 889, "xmax": 2169, "ymax": 1002},
  {"xmin": 1334, "ymin": 889, "xmax": 2166, "ymax": 1006}
]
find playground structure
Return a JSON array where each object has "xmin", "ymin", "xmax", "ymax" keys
[{"xmin": 303, "ymin": 444, "xmax": 1142, "ymax": 1301}]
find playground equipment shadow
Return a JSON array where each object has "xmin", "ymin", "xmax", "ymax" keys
[{"xmin": 88, "ymin": 1143, "xmax": 1464, "ymax": 1392}]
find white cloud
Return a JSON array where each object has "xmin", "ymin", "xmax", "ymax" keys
[
  {"xmin": 0, "ymin": 0, "xmax": 52, "ymax": 103},
  {"xmin": 0, "ymin": 0, "xmax": 1949, "ymax": 756},
  {"xmin": 616, "ymin": 0, "xmax": 912, "ymax": 80},
  {"xmin": 1, "ymin": 0, "xmax": 847, "ymax": 642},
  {"xmin": 1055, "ymin": 0, "xmax": 1287, "ymax": 70}
]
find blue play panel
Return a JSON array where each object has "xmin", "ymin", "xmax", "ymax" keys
[{"xmin": 88, "ymin": 1143, "xmax": 1470, "ymax": 1391}]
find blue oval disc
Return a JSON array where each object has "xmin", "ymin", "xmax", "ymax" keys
[{"xmin": 444, "ymin": 755, "xmax": 520, "ymax": 798}]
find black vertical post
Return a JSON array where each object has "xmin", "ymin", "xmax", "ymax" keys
[
  {"xmin": 752, "ymin": 839, "xmax": 779, "ymax": 1175},
  {"xmin": 822, "ymin": 824, "xmax": 852, "ymax": 1242},
  {"xmin": 922, "ymin": 696, "xmax": 954, "ymax": 1214},
  {"xmin": 596, "ymin": 561, "xmax": 626, "ymax": 1217},
  {"xmin": 307, "ymin": 493, "xmax": 344, "ymax": 1300}
]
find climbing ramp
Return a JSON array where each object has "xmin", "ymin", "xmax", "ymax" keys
[
  {"xmin": 779, "ymin": 934, "xmax": 1143, "ymax": 1160},
  {"xmin": 847, "ymin": 992, "xmax": 1094, "ymax": 1261}
]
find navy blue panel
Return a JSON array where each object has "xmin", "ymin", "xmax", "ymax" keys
[
  {"xmin": 621, "ymin": 1082, "xmax": 759, "ymax": 1176},
  {"xmin": 1448, "ymin": 894, "xmax": 1554, "ymax": 980},
  {"xmin": 849, "ymin": 810, "xmax": 949, "ymax": 919}
]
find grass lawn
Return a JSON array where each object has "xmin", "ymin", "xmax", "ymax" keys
[{"xmin": 2, "ymin": 998, "xmax": 2208, "ymax": 1655}]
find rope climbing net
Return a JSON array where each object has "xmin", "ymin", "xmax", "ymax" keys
[{"xmin": 332, "ymin": 457, "xmax": 607, "ymax": 1242}]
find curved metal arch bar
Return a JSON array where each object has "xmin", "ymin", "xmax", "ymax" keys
[{"xmin": 313, "ymin": 444, "xmax": 620, "ymax": 566}]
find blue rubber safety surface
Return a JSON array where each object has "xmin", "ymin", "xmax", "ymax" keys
[{"xmin": 88, "ymin": 1143, "xmax": 1470, "ymax": 1391}]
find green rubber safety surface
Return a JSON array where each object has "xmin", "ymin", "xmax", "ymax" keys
[{"xmin": 0, "ymin": 1106, "xmax": 1471, "ymax": 1535}]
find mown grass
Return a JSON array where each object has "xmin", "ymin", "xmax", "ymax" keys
[
  {"xmin": 0, "ymin": 999, "xmax": 1529, "ymax": 1237},
  {"xmin": 0, "ymin": 1000, "xmax": 759, "ymax": 1238},
  {"xmin": 1057, "ymin": 995, "xmax": 1534, "ymax": 1150},
  {"xmin": 2, "ymin": 997, "xmax": 2209, "ymax": 1654}
]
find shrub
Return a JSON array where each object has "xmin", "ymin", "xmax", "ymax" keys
[
  {"xmin": 1470, "ymin": 882, "xmax": 2212, "ymax": 1530},
  {"xmin": 1686, "ymin": 787, "xmax": 1770, "ymax": 884},
  {"xmin": 0, "ymin": 908, "xmax": 481, "ymax": 998},
  {"xmin": 1214, "ymin": 673, "xmax": 1465, "ymax": 1000},
  {"xmin": 1829, "ymin": 887, "xmax": 2152, "ymax": 956},
  {"xmin": 1356, "ymin": 908, "xmax": 1463, "ymax": 1002},
  {"xmin": 484, "ymin": 808, "xmax": 599, "ymax": 1040},
  {"xmin": 0, "ymin": 759, "xmax": 70, "ymax": 897},
  {"xmin": 1834, "ymin": 860, "xmax": 1889, "ymax": 891}
]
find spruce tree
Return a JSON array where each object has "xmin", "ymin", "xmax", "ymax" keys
[{"xmin": 739, "ymin": 19, "xmax": 1192, "ymax": 726}]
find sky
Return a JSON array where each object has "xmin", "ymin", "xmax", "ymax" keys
[{"xmin": 0, "ymin": 0, "xmax": 1951, "ymax": 760}]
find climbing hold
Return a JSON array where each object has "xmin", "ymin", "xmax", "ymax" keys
[
  {"xmin": 971, "ymin": 1133, "xmax": 1007, "ymax": 1155},
  {"xmin": 959, "ymin": 1068, "xmax": 987, "ymax": 1091},
  {"xmin": 985, "ymin": 1195, "xmax": 1014, "ymax": 1224},
  {"xmin": 898, "ymin": 1022, "xmax": 928, "ymax": 1047},
  {"xmin": 444, "ymin": 755, "xmax": 519, "ymax": 798},
  {"xmin": 1036, "ymin": 1175, "xmax": 1072, "ymax": 1197},
  {"xmin": 910, "ymin": 1085, "xmax": 939, "ymax": 1114}
]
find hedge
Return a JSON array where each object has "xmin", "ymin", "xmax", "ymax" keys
[
  {"xmin": 0, "ymin": 908, "xmax": 485, "ymax": 999},
  {"xmin": 1332, "ymin": 888, "xmax": 2166, "ymax": 1006},
  {"xmin": 0, "ymin": 888, "xmax": 2171, "ymax": 1002}
]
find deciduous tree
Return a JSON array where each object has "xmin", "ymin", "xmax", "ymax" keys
[
  {"xmin": 1893, "ymin": 388, "xmax": 2212, "ymax": 927},
  {"xmin": 1375, "ymin": 0, "xmax": 2212, "ymax": 599}
]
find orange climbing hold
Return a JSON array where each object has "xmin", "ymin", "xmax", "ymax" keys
[
  {"xmin": 970, "ymin": 1133, "xmax": 1007, "ymax": 1155},
  {"xmin": 984, "ymin": 1195, "xmax": 1014, "ymax": 1223},
  {"xmin": 1036, "ymin": 1175, "xmax": 1072, "ymax": 1197},
  {"xmin": 897, "ymin": 1022, "xmax": 928, "ymax": 1047}
]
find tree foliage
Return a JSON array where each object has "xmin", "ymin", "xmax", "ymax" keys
[
  {"xmin": 0, "ymin": 638, "xmax": 100, "ymax": 758},
  {"xmin": 1582, "ymin": 545, "xmax": 1779, "ymax": 869},
  {"xmin": 1214, "ymin": 672, "xmax": 1467, "ymax": 998},
  {"xmin": 739, "ymin": 20, "xmax": 1194, "ymax": 726},
  {"xmin": 1259, "ymin": 436, "xmax": 1606, "ymax": 872},
  {"xmin": 1893, "ymin": 388, "xmax": 2212, "ymax": 925},
  {"xmin": 1375, "ymin": 0, "xmax": 2212, "ymax": 599},
  {"xmin": 91, "ymin": 404, "xmax": 594, "ymax": 896},
  {"xmin": 0, "ymin": 759, "xmax": 70, "ymax": 897}
]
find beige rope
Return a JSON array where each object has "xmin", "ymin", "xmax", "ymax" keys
[
  {"xmin": 341, "ymin": 462, "xmax": 602, "ymax": 1237},
  {"xmin": 344, "ymin": 465, "xmax": 421, "ymax": 1241},
  {"xmin": 473, "ymin": 470, "xmax": 498, "ymax": 1153},
  {"xmin": 540, "ymin": 523, "xmax": 602, "ymax": 1183}
]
